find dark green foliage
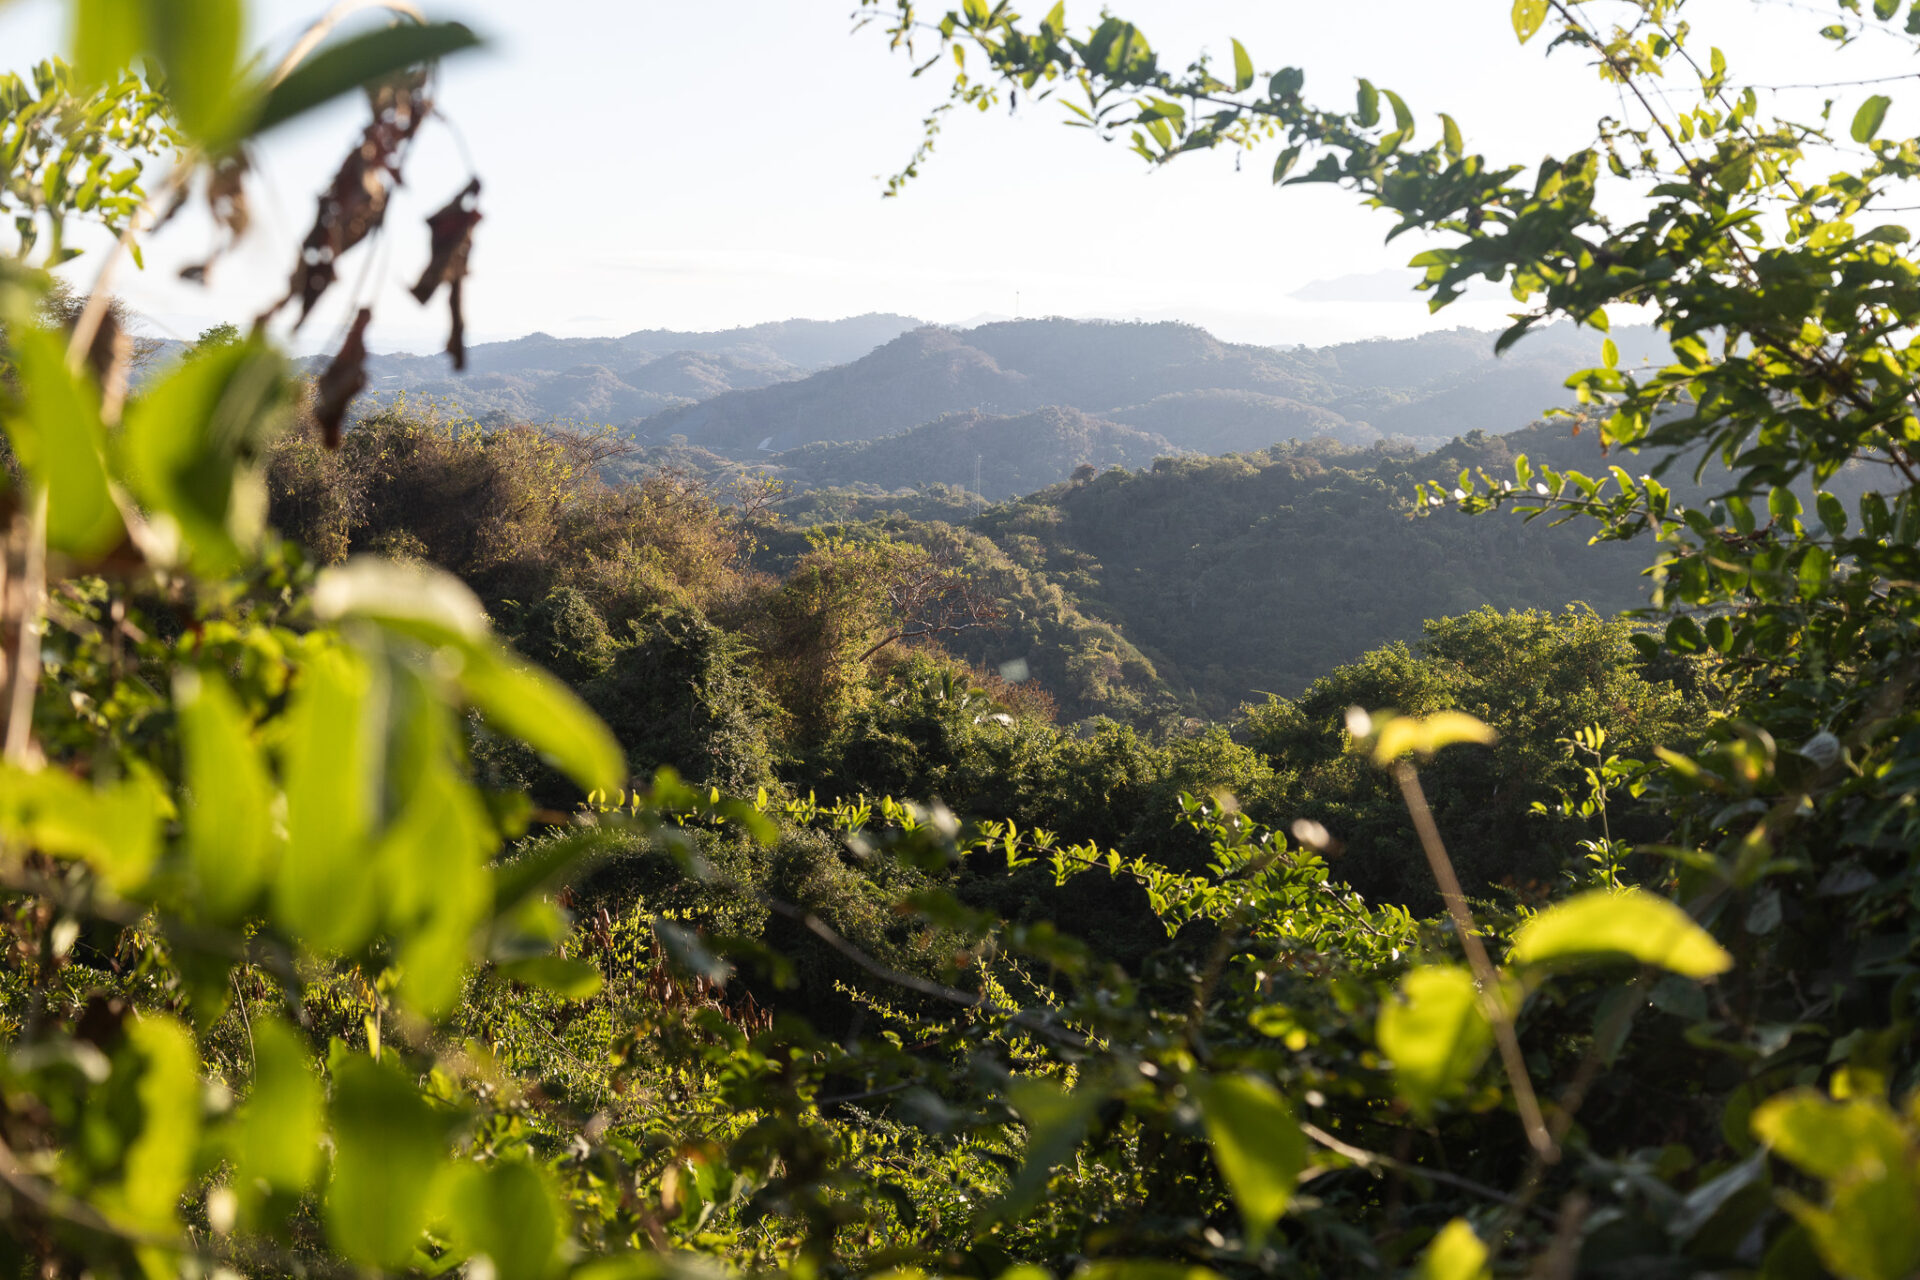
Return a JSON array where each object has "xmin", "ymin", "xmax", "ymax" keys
[{"xmin": 1245, "ymin": 606, "xmax": 1706, "ymax": 906}]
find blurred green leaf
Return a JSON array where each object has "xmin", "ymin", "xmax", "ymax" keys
[
  {"xmin": 4, "ymin": 324, "xmax": 123, "ymax": 557},
  {"xmin": 150, "ymin": 0, "xmax": 247, "ymax": 143},
  {"xmin": 1508, "ymin": 888, "xmax": 1732, "ymax": 977},
  {"xmin": 441, "ymin": 1160, "xmax": 565, "ymax": 1280},
  {"xmin": 69, "ymin": 0, "xmax": 145, "ymax": 88},
  {"xmin": 255, "ymin": 22, "xmax": 481, "ymax": 135},
  {"xmin": 105, "ymin": 1017, "xmax": 199, "ymax": 1238},
  {"xmin": 1194, "ymin": 1073, "xmax": 1304, "ymax": 1245},
  {"xmin": 274, "ymin": 644, "xmax": 381, "ymax": 954},
  {"xmin": 498, "ymin": 955, "xmax": 603, "ymax": 1001},
  {"xmin": 177, "ymin": 670, "xmax": 277, "ymax": 922},
  {"xmin": 1376, "ymin": 965, "xmax": 1492, "ymax": 1120},
  {"xmin": 119, "ymin": 335, "xmax": 292, "ymax": 574},
  {"xmin": 1418, "ymin": 1219, "xmax": 1491, "ymax": 1280},
  {"xmin": 327, "ymin": 1054, "xmax": 455, "ymax": 1269},
  {"xmin": 234, "ymin": 1019, "xmax": 322, "ymax": 1195},
  {"xmin": 0, "ymin": 763, "xmax": 162, "ymax": 893},
  {"xmin": 1512, "ymin": 0, "xmax": 1549, "ymax": 43},
  {"xmin": 1004, "ymin": 1079, "xmax": 1098, "ymax": 1216}
]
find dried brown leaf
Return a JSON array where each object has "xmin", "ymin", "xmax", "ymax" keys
[{"xmin": 313, "ymin": 307, "xmax": 374, "ymax": 450}]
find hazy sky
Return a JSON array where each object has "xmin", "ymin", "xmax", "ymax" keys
[{"xmin": 0, "ymin": 0, "xmax": 1908, "ymax": 355}]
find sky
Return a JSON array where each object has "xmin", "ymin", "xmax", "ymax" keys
[{"xmin": 0, "ymin": 0, "xmax": 1912, "ymax": 356}]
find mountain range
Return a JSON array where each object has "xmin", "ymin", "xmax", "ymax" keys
[{"xmin": 354, "ymin": 313, "xmax": 1671, "ymax": 501}]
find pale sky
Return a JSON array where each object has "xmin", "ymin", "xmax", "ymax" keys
[{"xmin": 0, "ymin": 0, "xmax": 1910, "ymax": 356}]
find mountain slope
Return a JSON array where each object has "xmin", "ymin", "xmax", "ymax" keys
[
  {"xmin": 775, "ymin": 407, "xmax": 1180, "ymax": 500},
  {"xmin": 638, "ymin": 317, "xmax": 1666, "ymax": 461}
]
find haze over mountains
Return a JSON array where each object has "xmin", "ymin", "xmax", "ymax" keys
[{"xmin": 357, "ymin": 313, "xmax": 1669, "ymax": 501}]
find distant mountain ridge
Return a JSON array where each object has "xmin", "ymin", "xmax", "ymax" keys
[{"xmin": 349, "ymin": 313, "xmax": 924, "ymax": 424}]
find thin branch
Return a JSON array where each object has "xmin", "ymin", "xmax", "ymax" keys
[{"xmin": 1394, "ymin": 761, "xmax": 1555, "ymax": 1160}]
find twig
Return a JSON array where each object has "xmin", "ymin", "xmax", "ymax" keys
[
  {"xmin": 1299, "ymin": 1120, "xmax": 1554, "ymax": 1220},
  {"xmin": 1394, "ymin": 761, "xmax": 1555, "ymax": 1160}
]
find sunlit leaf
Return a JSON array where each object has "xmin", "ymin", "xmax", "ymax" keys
[
  {"xmin": 1418, "ymin": 1219, "xmax": 1491, "ymax": 1280},
  {"xmin": 1376, "ymin": 965, "xmax": 1493, "ymax": 1119},
  {"xmin": 499, "ymin": 955, "xmax": 604, "ymax": 1000},
  {"xmin": 1370, "ymin": 710, "xmax": 1496, "ymax": 765},
  {"xmin": 3, "ymin": 324, "xmax": 123, "ymax": 557},
  {"xmin": 1194, "ymin": 1073, "xmax": 1305, "ymax": 1245},
  {"xmin": 1508, "ymin": 888, "xmax": 1732, "ymax": 977},
  {"xmin": 176, "ymin": 670, "xmax": 277, "ymax": 922},
  {"xmin": 234, "ymin": 1019, "xmax": 322, "ymax": 1195},
  {"xmin": 326, "ymin": 1054, "xmax": 455, "ymax": 1268},
  {"xmin": 441, "ymin": 1160, "xmax": 565, "ymax": 1280},
  {"xmin": 1511, "ymin": 0, "xmax": 1549, "ymax": 43}
]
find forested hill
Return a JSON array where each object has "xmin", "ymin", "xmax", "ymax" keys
[
  {"xmin": 346, "ymin": 313, "xmax": 923, "ymax": 423},
  {"xmin": 640, "ymin": 317, "xmax": 1669, "ymax": 457}
]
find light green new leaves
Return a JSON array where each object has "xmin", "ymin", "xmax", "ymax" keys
[
  {"xmin": 327, "ymin": 1054, "xmax": 456, "ymax": 1270},
  {"xmin": 1418, "ymin": 1219, "xmax": 1491, "ymax": 1280},
  {"xmin": 1508, "ymin": 888, "xmax": 1733, "ymax": 977},
  {"xmin": 1376, "ymin": 966, "xmax": 1493, "ymax": 1120},
  {"xmin": 1752, "ymin": 1092, "xmax": 1920, "ymax": 1280},
  {"xmin": 233, "ymin": 1020, "xmax": 322, "ymax": 1196},
  {"xmin": 177, "ymin": 670, "xmax": 276, "ymax": 923},
  {"xmin": 1193, "ymin": 1074, "xmax": 1305, "ymax": 1245},
  {"xmin": 3, "ymin": 324, "xmax": 124, "ymax": 558},
  {"xmin": 313, "ymin": 558, "xmax": 624, "ymax": 796},
  {"xmin": 0, "ymin": 763, "xmax": 163, "ymax": 893}
]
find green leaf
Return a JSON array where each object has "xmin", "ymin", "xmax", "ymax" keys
[
  {"xmin": 275, "ymin": 644, "xmax": 381, "ymax": 954},
  {"xmin": 1797, "ymin": 545, "xmax": 1832, "ymax": 597},
  {"xmin": 70, "ymin": 0, "xmax": 146, "ymax": 87},
  {"xmin": 326, "ymin": 1054, "xmax": 455, "ymax": 1269},
  {"xmin": 1383, "ymin": 88, "xmax": 1414, "ymax": 134},
  {"xmin": 312, "ymin": 559, "xmax": 625, "ymax": 795},
  {"xmin": 1796, "ymin": 1174, "xmax": 1920, "ymax": 1280},
  {"xmin": 1376, "ymin": 965, "xmax": 1493, "ymax": 1120},
  {"xmin": 1817, "ymin": 491, "xmax": 1849, "ymax": 535},
  {"xmin": 1752, "ymin": 1091, "xmax": 1910, "ymax": 1182},
  {"xmin": 499, "ymin": 955, "xmax": 604, "ymax": 1000},
  {"xmin": 1369, "ymin": 710, "xmax": 1496, "ymax": 764},
  {"xmin": 119, "ymin": 335, "xmax": 292, "ymax": 574},
  {"xmin": 1271, "ymin": 145, "xmax": 1302, "ymax": 184},
  {"xmin": 177, "ymin": 670, "xmax": 277, "ymax": 923},
  {"xmin": 1508, "ymin": 888, "xmax": 1733, "ymax": 977},
  {"xmin": 254, "ymin": 22, "xmax": 483, "ymax": 136},
  {"xmin": 1512, "ymin": 0, "xmax": 1550, "ymax": 43},
  {"xmin": 1418, "ymin": 1219, "xmax": 1491, "ymax": 1280},
  {"xmin": 1355, "ymin": 78, "xmax": 1380, "ymax": 128},
  {"xmin": 0, "ymin": 763, "xmax": 162, "ymax": 894},
  {"xmin": 1439, "ymin": 112, "xmax": 1463, "ymax": 159},
  {"xmin": 150, "ymin": 0, "xmax": 248, "ymax": 144},
  {"xmin": 1194, "ymin": 1074, "xmax": 1305, "ymax": 1245},
  {"xmin": 106, "ymin": 1017, "xmax": 200, "ymax": 1236},
  {"xmin": 1852, "ymin": 94, "xmax": 1891, "ymax": 143},
  {"xmin": 442, "ymin": 1161, "xmax": 565, "ymax": 1280},
  {"xmin": 1004, "ymin": 1079, "xmax": 1098, "ymax": 1215},
  {"xmin": 234, "ymin": 1019, "xmax": 323, "ymax": 1195},
  {"xmin": 4, "ymin": 324, "xmax": 124, "ymax": 558},
  {"xmin": 1229, "ymin": 38, "xmax": 1254, "ymax": 93}
]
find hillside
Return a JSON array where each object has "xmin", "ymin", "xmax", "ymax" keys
[{"xmin": 773, "ymin": 406, "xmax": 1179, "ymax": 500}]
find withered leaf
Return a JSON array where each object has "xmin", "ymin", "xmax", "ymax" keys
[
  {"xmin": 411, "ymin": 178, "xmax": 481, "ymax": 371},
  {"xmin": 261, "ymin": 83, "xmax": 432, "ymax": 330},
  {"xmin": 313, "ymin": 307, "xmax": 374, "ymax": 450}
]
